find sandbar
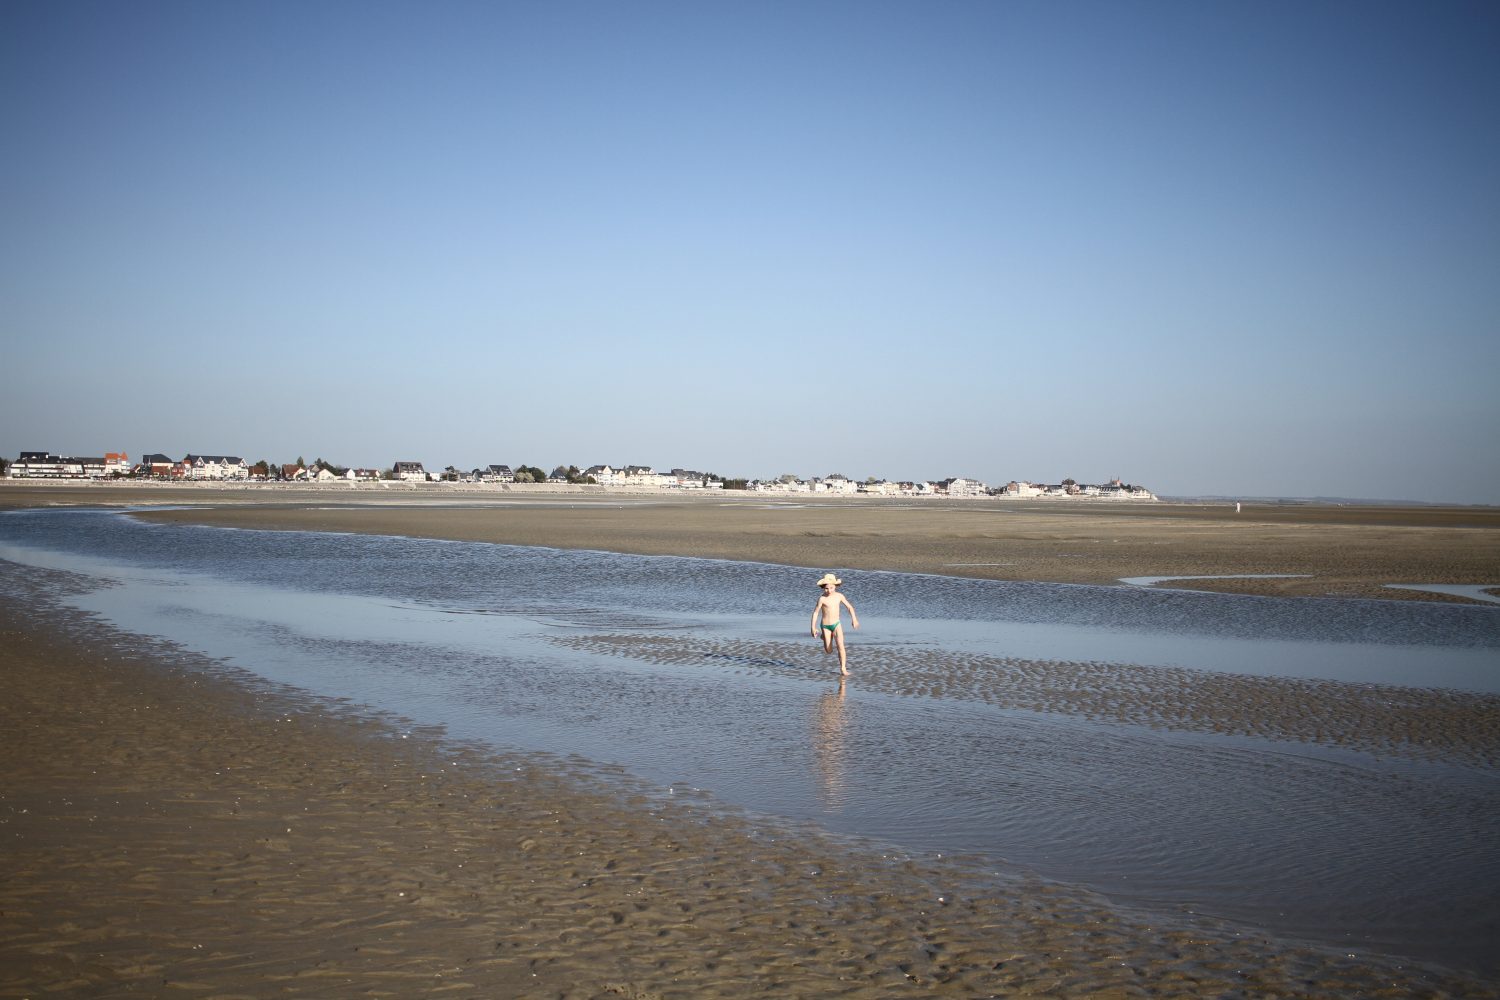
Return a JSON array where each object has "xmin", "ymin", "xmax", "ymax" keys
[{"xmin": 4, "ymin": 481, "xmax": 1498, "ymax": 603}]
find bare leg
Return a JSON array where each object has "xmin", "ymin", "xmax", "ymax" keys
[{"xmin": 834, "ymin": 627, "xmax": 849, "ymax": 676}]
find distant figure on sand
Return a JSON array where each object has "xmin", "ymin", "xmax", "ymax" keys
[{"xmin": 811, "ymin": 573, "xmax": 859, "ymax": 676}]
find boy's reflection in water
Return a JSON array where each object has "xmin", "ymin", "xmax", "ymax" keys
[{"xmin": 813, "ymin": 678, "xmax": 848, "ymax": 810}]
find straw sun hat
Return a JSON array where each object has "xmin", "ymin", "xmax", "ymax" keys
[{"xmin": 815, "ymin": 573, "xmax": 842, "ymax": 588}]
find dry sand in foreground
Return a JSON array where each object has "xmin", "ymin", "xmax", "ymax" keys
[
  {"xmin": 63, "ymin": 485, "xmax": 1500, "ymax": 604},
  {"xmin": 4, "ymin": 571, "xmax": 1494, "ymax": 999}
]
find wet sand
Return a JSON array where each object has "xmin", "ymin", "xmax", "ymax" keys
[
  {"xmin": 4, "ymin": 571, "xmax": 1495, "ymax": 998},
  {"xmin": 5, "ymin": 480, "xmax": 1497, "ymax": 603},
  {"xmin": 4, "ymin": 483, "xmax": 1499, "ymax": 995}
]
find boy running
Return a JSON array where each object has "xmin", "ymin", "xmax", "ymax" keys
[{"xmin": 811, "ymin": 573, "xmax": 859, "ymax": 676}]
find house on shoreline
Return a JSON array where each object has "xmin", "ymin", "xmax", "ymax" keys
[
  {"xmin": 480, "ymin": 465, "xmax": 514, "ymax": 483},
  {"xmin": 182, "ymin": 455, "xmax": 249, "ymax": 480}
]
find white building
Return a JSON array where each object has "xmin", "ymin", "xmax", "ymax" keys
[
  {"xmin": 1095, "ymin": 479, "xmax": 1157, "ymax": 501},
  {"xmin": 942, "ymin": 477, "xmax": 988, "ymax": 497},
  {"xmin": 751, "ymin": 478, "xmax": 811, "ymax": 493},
  {"xmin": 8, "ymin": 451, "xmax": 86, "ymax": 478},
  {"xmin": 668, "ymin": 469, "xmax": 721, "ymax": 489},
  {"xmin": 393, "ymin": 461, "xmax": 427, "ymax": 482},
  {"xmin": 182, "ymin": 455, "xmax": 250, "ymax": 480}
]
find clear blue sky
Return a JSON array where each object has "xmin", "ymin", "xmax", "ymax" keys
[{"xmin": 4, "ymin": 0, "xmax": 1497, "ymax": 502}]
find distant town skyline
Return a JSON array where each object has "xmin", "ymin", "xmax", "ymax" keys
[
  {"xmin": 3, "ymin": 446, "xmax": 1480, "ymax": 505},
  {"xmin": 5, "ymin": 447, "xmax": 1154, "ymax": 490},
  {"xmin": 4, "ymin": 2, "xmax": 1496, "ymax": 505}
]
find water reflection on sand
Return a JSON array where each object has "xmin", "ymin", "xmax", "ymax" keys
[
  {"xmin": 1, "ymin": 507, "xmax": 1498, "ymax": 978},
  {"xmin": 812, "ymin": 680, "xmax": 849, "ymax": 810}
]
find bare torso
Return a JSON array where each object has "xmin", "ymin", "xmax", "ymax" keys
[{"xmin": 816, "ymin": 592, "xmax": 849, "ymax": 624}]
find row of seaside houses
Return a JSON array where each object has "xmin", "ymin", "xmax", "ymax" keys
[
  {"xmin": 3, "ymin": 454, "xmax": 718, "ymax": 488},
  {"xmin": 417, "ymin": 464, "xmax": 726, "ymax": 488},
  {"xmin": 580, "ymin": 465, "xmax": 722, "ymax": 489},
  {"xmin": 6, "ymin": 452, "xmax": 262, "ymax": 480},
  {"xmin": 8, "ymin": 451, "xmax": 140, "ymax": 478},
  {"xmin": 747, "ymin": 475, "xmax": 1154, "ymax": 499},
  {"xmin": 999, "ymin": 479, "xmax": 1155, "ymax": 498},
  {"xmin": 5, "ymin": 451, "xmax": 375, "ymax": 482},
  {"xmin": 750, "ymin": 475, "xmax": 982, "ymax": 495},
  {"xmin": 6, "ymin": 452, "xmax": 1156, "ymax": 499}
]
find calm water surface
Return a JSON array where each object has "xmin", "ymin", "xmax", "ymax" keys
[{"xmin": 2, "ymin": 507, "xmax": 1497, "ymax": 977}]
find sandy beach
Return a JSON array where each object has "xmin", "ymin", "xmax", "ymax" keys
[
  {"xmin": 5, "ymin": 576, "xmax": 1495, "ymax": 998},
  {"xmin": 6, "ymin": 480, "xmax": 1500, "ymax": 603},
  {"xmin": 3, "ymin": 483, "xmax": 1498, "ymax": 997}
]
